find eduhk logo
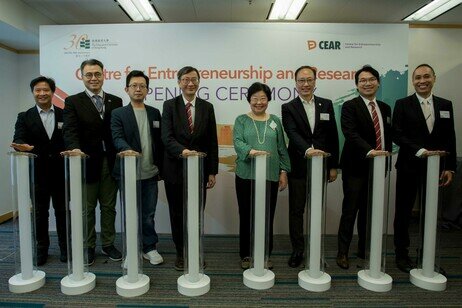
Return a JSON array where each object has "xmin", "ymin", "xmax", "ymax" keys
[{"xmin": 307, "ymin": 40, "xmax": 341, "ymax": 50}]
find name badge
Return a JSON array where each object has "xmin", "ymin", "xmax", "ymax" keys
[
  {"xmin": 440, "ymin": 111, "xmax": 450, "ymax": 119},
  {"xmin": 153, "ymin": 121, "xmax": 160, "ymax": 128},
  {"xmin": 57, "ymin": 122, "xmax": 63, "ymax": 129},
  {"xmin": 269, "ymin": 120, "xmax": 277, "ymax": 130},
  {"xmin": 320, "ymin": 113, "xmax": 330, "ymax": 121}
]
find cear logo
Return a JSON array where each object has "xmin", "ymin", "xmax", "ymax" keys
[
  {"xmin": 307, "ymin": 40, "xmax": 317, "ymax": 50},
  {"xmin": 307, "ymin": 40, "xmax": 341, "ymax": 50}
]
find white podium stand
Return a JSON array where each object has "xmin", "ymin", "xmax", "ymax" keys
[
  {"xmin": 116, "ymin": 154, "xmax": 149, "ymax": 297},
  {"xmin": 298, "ymin": 153, "xmax": 330, "ymax": 292},
  {"xmin": 60, "ymin": 153, "xmax": 95, "ymax": 295},
  {"xmin": 177, "ymin": 153, "xmax": 210, "ymax": 296},
  {"xmin": 410, "ymin": 153, "xmax": 447, "ymax": 291},
  {"xmin": 243, "ymin": 154, "xmax": 274, "ymax": 290},
  {"xmin": 357, "ymin": 154, "xmax": 393, "ymax": 292},
  {"xmin": 8, "ymin": 152, "xmax": 46, "ymax": 293}
]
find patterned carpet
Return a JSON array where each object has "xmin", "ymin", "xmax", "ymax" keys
[{"xmin": 0, "ymin": 220, "xmax": 461, "ymax": 307}]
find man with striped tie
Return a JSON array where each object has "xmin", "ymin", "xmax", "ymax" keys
[
  {"xmin": 161, "ymin": 66, "xmax": 218, "ymax": 271},
  {"xmin": 337, "ymin": 66, "xmax": 392, "ymax": 269},
  {"xmin": 392, "ymin": 64, "xmax": 456, "ymax": 273}
]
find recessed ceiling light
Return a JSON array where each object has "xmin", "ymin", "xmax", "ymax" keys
[
  {"xmin": 268, "ymin": 0, "xmax": 307, "ymax": 20},
  {"xmin": 403, "ymin": 0, "xmax": 462, "ymax": 21},
  {"xmin": 117, "ymin": 0, "xmax": 161, "ymax": 22}
]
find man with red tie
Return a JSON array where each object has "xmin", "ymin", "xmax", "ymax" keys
[
  {"xmin": 161, "ymin": 66, "xmax": 218, "ymax": 271},
  {"xmin": 336, "ymin": 66, "xmax": 392, "ymax": 269}
]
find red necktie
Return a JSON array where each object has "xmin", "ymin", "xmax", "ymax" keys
[
  {"xmin": 186, "ymin": 102, "xmax": 193, "ymax": 133},
  {"xmin": 369, "ymin": 101, "xmax": 382, "ymax": 150}
]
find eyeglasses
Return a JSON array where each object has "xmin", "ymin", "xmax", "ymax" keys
[
  {"xmin": 358, "ymin": 77, "xmax": 378, "ymax": 84},
  {"xmin": 250, "ymin": 97, "xmax": 268, "ymax": 103},
  {"xmin": 296, "ymin": 78, "xmax": 315, "ymax": 85},
  {"xmin": 180, "ymin": 78, "xmax": 199, "ymax": 85},
  {"xmin": 128, "ymin": 84, "xmax": 148, "ymax": 90},
  {"xmin": 83, "ymin": 72, "xmax": 103, "ymax": 79}
]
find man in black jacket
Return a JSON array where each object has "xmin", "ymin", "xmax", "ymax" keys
[{"xmin": 12, "ymin": 76, "xmax": 67, "ymax": 265}]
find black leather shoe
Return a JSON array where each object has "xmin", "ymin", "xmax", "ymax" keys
[
  {"xmin": 60, "ymin": 249, "xmax": 68, "ymax": 263},
  {"xmin": 288, "ymin": 251, "xmax": 304, "ymax": 268},
  {"xmin": 102, "ymin": 245, "xmax": 122, "ymax": 261},
  {"xmin": 336, "ymin": 253, "xmax": 349, "ymax": 269},
  {"xmin": 396, "ymin": 256, "xmax": 416, "ymax": 273},
  {"xmin": 174, "ymin": 257, "xmax": 184, "ymax": 271},
  {"xmin": 37, "ymin": 250, "xmax": 48, "ymax": 266},
  {"xmin": 85, "ymin": 247, "xmax": 95, "ymax": 266}
]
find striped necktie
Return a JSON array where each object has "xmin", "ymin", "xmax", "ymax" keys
[
  {"xmin": 186, "ymin": 102, "xmax": 193, "ymax": 133},
  {"xmin": 369, "ymin": 101, "xmax": 382, "ymax": 150}
]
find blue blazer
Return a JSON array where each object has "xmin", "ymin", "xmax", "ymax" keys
[{"xmin": 111, "ymin": 103, "xmax": 163, "ymax": 179}]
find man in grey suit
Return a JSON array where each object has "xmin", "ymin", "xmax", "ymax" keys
[
  {"xmin": 63, "ymin": 59, "xmax": 123, "ymax": 265},
  {"xmin": 111, "ymin": 70, "xmax": 164, "ymax": 265}
]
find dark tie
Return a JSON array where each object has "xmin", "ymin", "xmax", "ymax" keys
[
  {"xmin": 369, "ymin": 101, "xmax": 382, "ymax": 150},
  {"xmin": 93, "ymin": 95, "xmax": 103, "ymax": 114},
  {"xmin": 186, "ymin": 102, "xmax": 193, "ymax": 133}
]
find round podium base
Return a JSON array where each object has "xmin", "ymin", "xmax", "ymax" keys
[
  {"xmin": 116, "ymin": 274, "xmax": 150, "ymax": 297},
  {"xmin": 243, "ymin": 268, "xmax": 275, "ymax": 290},
  {"xmin": 178, "ymin": 274, "xmax": 210, "ymax": 296},
  {"xmin": 410, "ymin": 268, "xmax": 446, "ymax": 291},
  {"xmin": 9, "ymin": 270, "xmax": 46, "ymax": 293},
  {"xmin": 298, "ymin": 270, "xmax": 331, "ymax": 292},
  {"xmin": 357, "ymin": 270, "xmax": 392, "ymax": 292},
  {"xmin": 61, "ymin": 272, "xmax": 96, "ymax": 295}
]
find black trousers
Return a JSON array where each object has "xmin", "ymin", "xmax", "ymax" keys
[
  {"xmin": 164, "ymin": 181, "xmax": 207, "ymax": 258},
  {"xmin": 34, "ymin": 180, "xmax": 67, "ymax": 253},
  {"xmin": 337, "ymin": 173, "xmax": 369, "ymax": 256},
  {"xmin": 394, "ymin": 167, "xmax": 424, "ymax": 258},
  {"xmin": 235, "ymin": 175, "xmax": 278, "ymax": 259},
  {"xmin": 288, "ymin": 176, "xmax": 307, "ymax": 254}
]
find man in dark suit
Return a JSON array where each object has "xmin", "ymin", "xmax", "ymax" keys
[
  {"xmin": 63, "ymin": 59, "xmax": 123, "ymax": 265},
  {"xmin": 393, "ymin": 64, "xmax": 456, "ymax": 273},
  {"xmin": 161, "ymin": 66, "xmax": 218, "ymax": 270},
  {"xmin": 282, "ymin": 65, "xmax": 339, "ymax": 268},
  {"xmin": 337, "ymin": 66, "xmax": 392, "ymax": 269},
  {"xmin": 11, "ymin": 76, "xmax": 67, "ymax": 265},
  {"xmin": 111, "ymin": 70, "xmax": 164, "ymax": 266}
]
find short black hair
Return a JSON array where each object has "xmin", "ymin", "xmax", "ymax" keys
[
  {"xmin": 354, "ymin": 65, "xmax": 380, "ymax": 85},
  {"xmin": 80, "ymin": 59, "xmax": 104, "ymax": 73},
  {"xmin": 294, "ymin": 66, "xmax": 317, "ymax": 80},
  {"xmin": 413, "ymin": 64, "xmax": 436, "ymax": 77},
  {"xmin": 126, "ymin": 70, "xmax": 149, "ymax": 88},
  {"xmin": 30, "ymin": 76, "xmax": 56, "ymax": 92},
  {"xmin": 246, "ymin": 82, "xmax": 272, "ymax": 103},
  {"xmin": 177, "ymin": 66, "xmax": 200, "ymax": 81}
]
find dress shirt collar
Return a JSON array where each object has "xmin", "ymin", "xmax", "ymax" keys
[
  {"xmin": 183, "ymin": 95, "xmax": 196, "ymax": 106},
  {"xmin": 416, "ymin": 93, "xmax": 434, "ymax": 105},
  {"xmin": 36, "ymin": 104, "xmax": 55, "ymax": 113},
  {"xmin": 360, "ymin": 95, "xmax": 377, "ymax": 107},
  {"xmin": 85, "ymin": 88, "xmax": 104, "ymax": 99},
  {"xmin": 300, "ymin": 95, "xmax": 315, "ymax": 105}
]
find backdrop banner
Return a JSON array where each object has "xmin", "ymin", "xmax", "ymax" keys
[{"xmin": 40, "ymin": 23, "xmax": 408, "ymax": 234}]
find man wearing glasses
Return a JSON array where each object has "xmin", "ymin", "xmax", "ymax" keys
[
  {"xmin": 111, "ymin": 70, "xmax": 164, "ymax": 266},
  {"xmin": 63, "ymin": 59, "xmax": 123, "ymax": 265},
  {"xmin": 161, "ymin": 66, "xmax": 218, "ymax": 270},
  {"xmin": 281, "ymin": 66, "xmax": 339, "ymax": 268},
  {"xmin": 337, "ymin": 65, "xmax": 391, "ymax": 270}
]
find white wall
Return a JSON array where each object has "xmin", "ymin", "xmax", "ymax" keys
[{"xmin": 2, "ymin": 26, "xmax": 461, "ymax": 235}]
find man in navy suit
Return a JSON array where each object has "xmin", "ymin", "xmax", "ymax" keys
[
  {"xmin": 12, "ymin": 76, "xmax": 67, "ymax": 265},
  {"xmin": 393, "ymin": 64, "xmax": 456, "ymax": 273},
  {"xmin": 337, "ymin": 66, "xmax": 392, "ymax": 269},
  {"xmin": 111, "ymin": 70, "xmax": 164, "ymax": 265},
  {"xmin": 282, "ymin": 66, "xmax": 339, "ymax": 268},
  {"xmin": 161, "ymin": 66, "xmax": 218, "ymax": 270},
  {"xmin": 63, "ymin": 59, "xmax": 123, "ymax": 265}
]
